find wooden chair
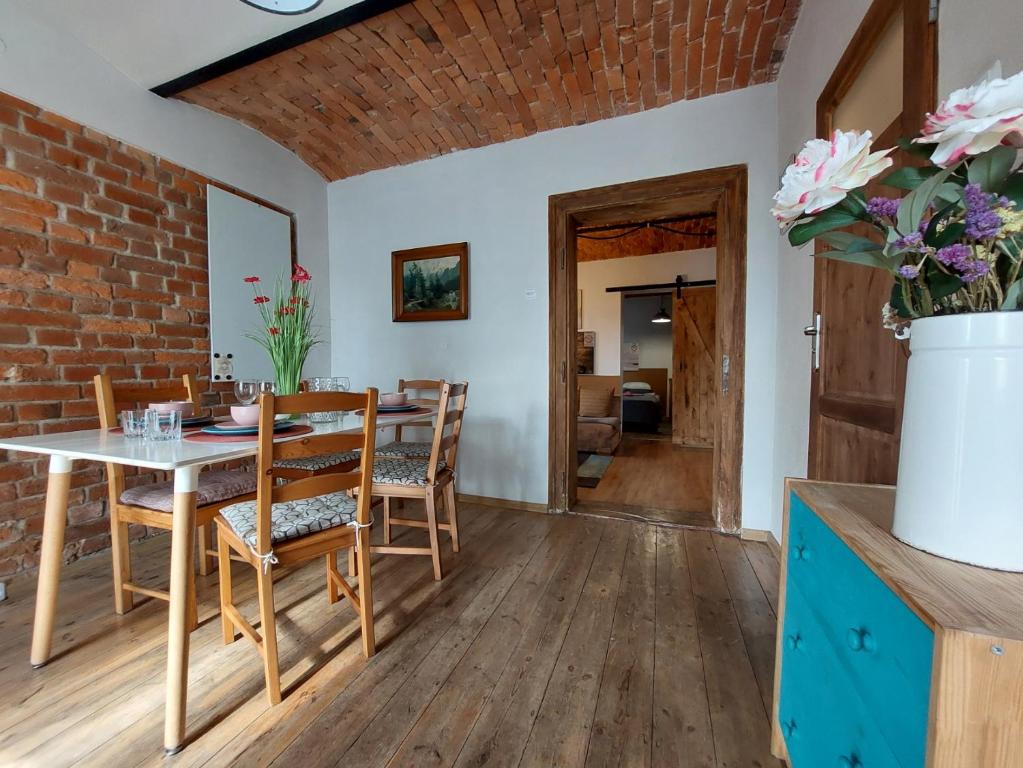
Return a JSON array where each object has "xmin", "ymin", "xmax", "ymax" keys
[
  {"xmin": 375, "ymin": 378, "xmax": 445, "ymax": 459},
  {"xmin": 215, "ymin": 389, "xmax": 378, "ymax": 705},
  {"xmin": 93, "ymin": 374, "xmax": 257, "ymax": 621},
  {"xmin": 364, "ymin": 381, "xmax": 467, "ymax": 581}
]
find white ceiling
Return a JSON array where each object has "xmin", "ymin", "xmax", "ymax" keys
[{"xmin": 16, "ymin": 0, "xmax": 363, "ymax": 88}]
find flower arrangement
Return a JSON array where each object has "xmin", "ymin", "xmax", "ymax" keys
[
  {"xmin": 773, "ymin": 68, "xmax": 1023, "ymax": 327},
  {"xmin": 244, "ymin": 264, "xmax": 318, "ymax": 395}
]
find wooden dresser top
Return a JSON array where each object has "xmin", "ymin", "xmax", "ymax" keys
[{"xmin": 788, "ymin": 479, "xmax": 1023, "ymax": 640}]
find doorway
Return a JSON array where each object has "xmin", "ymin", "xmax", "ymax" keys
[{"xmin": 548, "ymin": 166, "xmax": 747, "ymax": 532}]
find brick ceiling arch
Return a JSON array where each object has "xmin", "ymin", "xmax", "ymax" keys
[{"xmin": 177, "ymin": 0, "xmax": 801, "ymax": 181}]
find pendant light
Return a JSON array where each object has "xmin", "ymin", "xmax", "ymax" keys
[
  {"xmin": 652, "ymin": 295, "xmax": 671, "ymax": 324},
  {"xmin": 239, "ymin": 0, "xmax": 324, "ymax": 14}
]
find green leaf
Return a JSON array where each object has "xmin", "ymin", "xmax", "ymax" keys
[
  {"xmin": 967, "ymin": 145, "xmax": 1018, "ymax": 191},
  {"xmin": 1002, "ymin": 279, "xmax": 1023, "ymax": 310},
  {"xmin": 819, "ymin": 231, "xmax": 884, "ymax": 252},
  {"xmin": 890, "ymin": 281, "xmax": 913, "ymax": 318},
  {"xmin": 1001, "ymin": 173, "xmax": 1023, "ymax": 207},
  {"xmin": 924, "ymin": 265, "xmax": 964, "ymax": 301},
  {"xmin": 896, "ymin": 137, "xmax": 936, "ymax": 161},
  {"xmin": 933, "ymin": 182, "xmax": 964, "ymax": 206},
  {"xmin": 814, "ymin": 249, "xmax": 890, "ymax": 270},
  {"xmin": 788, "ymin": 208, "xmax": 862, "ymax": 246},
  {"xmin": 897, "ymin": 167, "xmax": 955, "ymax": 236},
  {"xmin": 882, "ymin": 165, "xmax": 940, "ymax": 191}
]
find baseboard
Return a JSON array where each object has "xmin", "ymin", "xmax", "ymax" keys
[
  {"xmin": 740, "ymin": 527, "xmax": 769, "ymax": 542},
  {"xmin": 767, "ymin": 532, "xmax": 782, "ymax": 559},
  {"xmin": 456, "ymin": 493, "xmax": 548, "ymax": 514}
]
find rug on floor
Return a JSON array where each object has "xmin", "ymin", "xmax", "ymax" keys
[{"xmin": 577, "ymin": 452, "xmax": 613, "ymax": 488}]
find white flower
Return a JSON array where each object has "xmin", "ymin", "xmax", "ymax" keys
[
  {"xmin": 772, "ymin": 130, "xmax": 894, "ymax": 227},
  {"xmin": 916, "ymin": 70, "xmax": 1023, "ymax": 167}
]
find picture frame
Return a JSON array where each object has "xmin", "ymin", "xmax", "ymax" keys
[{"xmin": 391, "ymin": 242, "xmax": 470, "ymax": 322}]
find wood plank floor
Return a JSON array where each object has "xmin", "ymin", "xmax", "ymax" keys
[
  {"xmin": 0, "ymin": 502, "xmax": 781, "ymax": 767},
  {"xmin": 577, "ymin": 436, "xmax": 715, "ymax": 528}
]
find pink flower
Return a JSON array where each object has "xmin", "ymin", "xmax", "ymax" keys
[
  {"xmin": 292, "ymin": 264, "xmax": 311, "ymax": 283},
  {"xmin": 267, "ymin": 326, "xmax": 280, "ymax": 336},
  {"xmin": 253, "ymin": 295, "xmax": 271, "ymax": 304},
  {"xmin": 243, "ymin": 276, "xmax": 260, "ymax": 283},
  {"xmin": 916, "ymin": 70, "xmax": 1023, "ymax": 167},
  {"xmin": 772, "ymin": 130, "xmax": 893, "ymax": 226}
]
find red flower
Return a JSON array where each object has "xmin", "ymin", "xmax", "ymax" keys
[
  {"xmin": 253, "ymin": 295, "xmax": 271, "ymax": 304},
  {"xmin": 243, "ymin": 276, "xmax": 260, "ymax": 283},
  {"xmin": 277, "ymin": 306, "xmax": 294, "ymax": 315},
  {"xmin": 291, "ymin": 264, "xmax": 311, "ymax": 283},
  {"xmin": 289, "ymin": 296, "xmax": 300, "ymax": 305},
  {"xmin": 267, "ymin": 326, "xmax": 280, "ymax": 336}
]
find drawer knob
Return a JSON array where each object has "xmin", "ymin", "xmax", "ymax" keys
[
  {"xmin": 838, "ymin": 756, "xmax": 862, "ymax": 768},
  {"xmin": 781, "ymin": 719, "xmax": 798, "ymax": 739},
  {"xmin": 785, "ymin": 633, "xmax": 804, "ymax": 651},
  {"xmin": 794, "ymin": 544, "xmax": 811, "ymax": 561},
  {"xmin": 846, "ymin": 627, "xmax": 876, "ymax": 653}
]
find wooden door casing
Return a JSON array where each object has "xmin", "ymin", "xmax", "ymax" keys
[
  {"xmin": 808, "ymin": 0, "xmax": 936, "ymax": 483},
  {"xmin": 673, "ymin": 286, "xmax": 717, "ymax": 448}
]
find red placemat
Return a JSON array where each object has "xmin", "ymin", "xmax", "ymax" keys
[
  {"xmin": 184, "ymin": 424, "xmax": 314, "ymax": 443},
  {"xmin": 353, "ymin": 406, "xmax": 431, "ymax": 417}
]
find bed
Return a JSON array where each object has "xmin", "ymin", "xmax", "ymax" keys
[{"xmin": 622, "ymin": 381, "xmax": 662, "ymax": 433}]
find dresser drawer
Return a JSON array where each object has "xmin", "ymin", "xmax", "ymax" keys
[
  {"xmin": 779, "ymin": 581, "xmax": 902, "ymax": 768},
  {"xmin": 787, "ymin": 493, "xmax": 934, "ymax": 767}
]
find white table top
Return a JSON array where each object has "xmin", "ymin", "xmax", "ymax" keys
[{"xmin": 0, "ymin": 409, "xmax": 436, "ymax": 471}]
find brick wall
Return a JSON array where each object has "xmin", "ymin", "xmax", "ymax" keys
[{"xmin": 0, "ymin": 90, "xmax": 249, "ymax": 579}]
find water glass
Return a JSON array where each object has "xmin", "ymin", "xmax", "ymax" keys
[
  {"xmin": 119, "ymin": 409, "xmax": 146, "ymax": 438},
  {"xmin": 305, "ymin": 376, "xmax": 338, "ymax": 423},
  {"xmin": 144, "ymin": 409, "xmax": 182, "ymax": 441},
  {"xmin": 234, "ymin": 379, "xmax": 258, "ymax": 405},
  {"xmin": 334, "ymin": 377, "xmax": 351, "ymax": 415}
]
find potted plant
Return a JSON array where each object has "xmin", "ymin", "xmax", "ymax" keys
[
  {"xmin": 244, "ymin": 264, "xmax": 319, "ymax": 396},
  {"xmin": 774, "ymin": 69, "xmax": 1023, "ymax": 570}
]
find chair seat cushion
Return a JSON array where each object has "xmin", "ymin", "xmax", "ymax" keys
[
  {"xmin": 219, "ymin": 491, "xmax": 359, "ymax": 550},
  {"xmin": 373, "ymin": 457, "xmax": 446, "ymax": 487},
  {"xmin": 375, "ymin": 441, "xmax": 433, "ymax": 459},
  {"xmin": 273, "ymin": 450, "xmax": 361, "ymax": 472},
  {"xmin": 119, "ymin": 470, "xmax": 256, "ymax": 513}
]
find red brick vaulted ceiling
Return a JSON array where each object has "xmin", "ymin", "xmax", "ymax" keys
[{"xmin": 177, "ymin": 0, "xmax": 801, "ymax": 181}]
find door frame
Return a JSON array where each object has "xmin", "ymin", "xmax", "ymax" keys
[
  {"xmin": 807, "ymin": 0, "xmax": 936, "ymax": 477},
  {"xmin": 548, "ymin": 166, "xmax": 747, "ymax": 532}
]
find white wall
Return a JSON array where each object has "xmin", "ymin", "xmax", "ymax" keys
[
  {"xmin": 938, "ymin": 0, "xmax": 1023, "ymax": 95},
  {"xmin": 328, "ymin": 84, "xmax": 780, "ymax": 530},
  {"xmin": 622, "ymin": 295, "xmax": 673, "ymax": 373},
  {"xmin": 0, "ymin": 3, "xmax": 331, "ymax": 372},
  {"xmin": 578, "ymin": 249, "xmax": 715, "ymax": 375}
]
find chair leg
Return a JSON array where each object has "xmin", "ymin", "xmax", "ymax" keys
[
  {"xmin": 326, "ymin": 551, "xmax": 339, "ymax": 604},
  {"xmin": 383, "ymin": 496, "xmax": 392, "ymax": 545},
  {"xmin": 256, "ymin": 565, "xmax": 282, "ymax": 705},
  {"xmin": 348, "ymin": 546, "xmax": 358, "ymax": 578},
  {"xmin": 109, "ymin": 509, "xmax": 134, "ymax": 614},
  {"xmin": 217, "ymin": 526, "xmax": 237, "ymax": 645},
  {"xmin": 443, "ymin": 481, "xmax": 460, "ymax": 553},
  {"xmin": 425, "ymin": 490, "xmax": 443, "ymax": 581},
  {"xmin": 197, "ymin": 523, "xmax": 214, "ymax": 576},
  {"xmin": 356, "ymin": 530, "xmax": 375, "ymax": 657}
]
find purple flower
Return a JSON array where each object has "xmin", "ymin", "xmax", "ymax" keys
[
  {"xmin": 893, "ymin": 232, "xmax": 924, "ymax": 250},
  {"xmin": 898, "ymin": 265, "xmax": 920, "ymax": 279},
  {"xmin": 960, "ymin": 259, "xmax": 991, "ymax": 283},
  {"xmin": 963, "ymin": 183, "xmax": 1003, "ymax": 240},
  {"xmin": 935, "ymin": 243, "xmax": 972, "ymax": 269},
  {"xmin": 867, "ymin": 196, "xmax": 901, "ymax": 219}
]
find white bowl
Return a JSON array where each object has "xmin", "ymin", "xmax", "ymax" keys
[
  {"xmin": 230, "ymin": 405, "xmax": 261, "ymax": 426},
  {"xmin": 380, "ymin": 392, "xmax": 408, "ymax": 406},
  {"xmin": 149, "ymin": 401, "xmax": 193, "ymax": 416}
]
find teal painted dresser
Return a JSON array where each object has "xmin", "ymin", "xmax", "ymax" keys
[{"xmin": 772, "ymin": 480, "xmax": 1023, "ymax": 768}]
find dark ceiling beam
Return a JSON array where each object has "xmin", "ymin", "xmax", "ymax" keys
[{"xmin": 150, "ymin": 0, "xmax": 413, "ymax": 97}]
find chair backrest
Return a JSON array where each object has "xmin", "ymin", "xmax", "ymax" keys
[
  {"xmin": 93, "ymin": 373, "xmax": 200, "ymax": 501},
  {"xmin": 395, "ymin": 378, "xmax": 444, "ymax": 440},
  {"xmin": 425, "ymin": 381, "xmax": 468, "ymax": 484},
  {"xmin": 253, "ymin": 389, "xmax": 379, "ymax": 557}
]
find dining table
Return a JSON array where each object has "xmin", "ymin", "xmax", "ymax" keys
[{"xmin": 0, "ymin": 405, "xmax": 437, "ymax": 754}]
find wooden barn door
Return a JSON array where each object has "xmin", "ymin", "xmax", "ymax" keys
[
  {"xmin": 673, "ymin": 286, "xmax": 716, "ymax": 448},
  {"xmin": 807, "ymin": 0, "xmax": 936, "ymax": 482}
]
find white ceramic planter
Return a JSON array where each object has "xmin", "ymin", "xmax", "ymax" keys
[{"xmin": 893, "ymin": 312, "xmax": 1023, "ymax": 571}]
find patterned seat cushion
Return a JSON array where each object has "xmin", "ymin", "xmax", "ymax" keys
[
  {"xmin": 374, "ymin": 441, "xmax": 433, "ymax": 459},
  {"xmin": 219, "ymin": 491, "xmax": 359, "ymax": 549},
  {"xmin": 273, "ymin": 450, "xmax": 361, "ymax": 471},
  {"xmin": 119, "ymin": 470, "xmax": 256, "ymax": 513},
  {"xmin": 373, "ymin": 457, "xmax": 447, "ymax": 487}
]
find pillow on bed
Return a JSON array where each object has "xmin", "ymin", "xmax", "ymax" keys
[
  {"xmin": 578, "ymin": 385, "xmax": 613, "ymax": 417},
  {"xmin": 622, "ymin": 381, "xmax": 652, "ymax": 392}
]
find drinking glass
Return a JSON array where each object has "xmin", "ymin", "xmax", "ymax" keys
[
  {"xmin": 259, "ymin": 380, "xmax": 276, "ymax": 397},
  {"xmin": 234, "ymin": 379, "xmax": 258, "ymax": 405},
  {"xmin": 305, "ymin": 376, "xmax": 338, "ymax": 423},
  {"xmin": 144, "ymin": 409, "xmax": 182, "ymax": 441},
  {"xmin": 334, "ymin": 377, "xmax": 351, "ymax": 416},
  {"xmin": 119, "ymin": 409, "xmax": 146, "ymax": 438}
]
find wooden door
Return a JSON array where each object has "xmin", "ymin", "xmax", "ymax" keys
[
  {"xmin": 673, "ymin": 286, "xmax": 716, "ymax": 448},
  {"xmin": 808, "ymin": 0, "xmax": 936, "ymax": 482}
]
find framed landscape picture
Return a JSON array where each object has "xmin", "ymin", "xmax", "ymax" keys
[{"xmin": 391, "ymin": 242, "xmax": 470, "ymax": 322}]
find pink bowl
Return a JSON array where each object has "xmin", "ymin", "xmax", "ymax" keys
[
  {"xmin": 380, "ymin": 392, "xmax": 408, "ymax": 406},
  {"xmin": 230, "ymin": 405, "xmax": 261, "ymax": 426},
  {"xmin": 149, "ymin": 401, "xmax": 193, "ymax": 416}
]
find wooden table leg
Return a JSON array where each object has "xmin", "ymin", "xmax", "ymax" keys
[
  {"xmin": 30, "ymin": 455, "xmax": 72, "ymax": 668},
  {"xmin": 164, "ymin": 465, "xmax": 198, "ymax": 755}
]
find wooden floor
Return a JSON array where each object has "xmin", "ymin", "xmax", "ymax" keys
[
  {"xmin": 0, "ymin": 502, "xmax": 782, "ymax": 767},
  {"xmin": 577, "ymin": 436, "xmax": 715, "ymax": 528}
]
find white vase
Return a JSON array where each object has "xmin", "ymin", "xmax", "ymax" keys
[{"xmin": 893, "ymin": 312, "xmax": 1023, "ymax": 571}]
